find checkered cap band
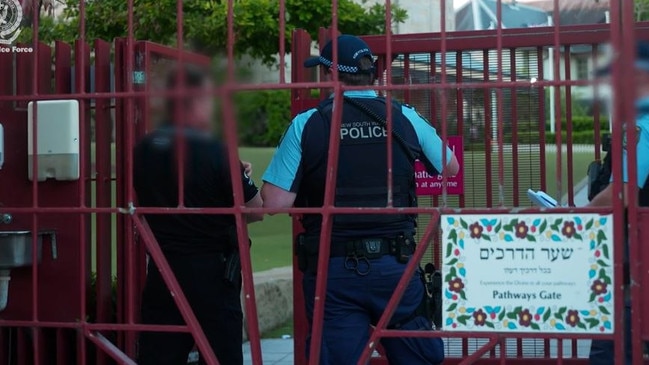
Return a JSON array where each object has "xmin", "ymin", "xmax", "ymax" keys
[{"xmin": 319, "ymin": 56, "xmax": 360, "ymax": 74}]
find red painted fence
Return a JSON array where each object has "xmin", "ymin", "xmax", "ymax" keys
[{"xmin": 0, "ymin": 0, "xmax": 647, "ymax": 364}]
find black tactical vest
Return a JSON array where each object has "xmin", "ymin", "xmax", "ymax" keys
[{"xmin": 295, "ymin": 97, "xmax": 425, "ymax": 241}]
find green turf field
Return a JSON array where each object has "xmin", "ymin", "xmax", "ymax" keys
[
  {"xmin": 92, "ymin": 146, "xmax": 595, "ymax": 274},
  {"xmin": 241, "ymin": 148, "xmax": 294, "ymax": 272},
  {"xmin": 242, "ymin": 146, "xmax": 595, "ymax": 272}
]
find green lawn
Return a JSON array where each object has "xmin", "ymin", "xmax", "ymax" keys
[
  {"xmin": 240, "ymin": 147, "xmax": 294, "ymax": 272},
  {"xmin": 91, "ymin": 146, "xmax": 595, "ymax": 275},
  {"xmin": 243, "ymin": 146, "xmax": 595, "ymax": 271},
  {"xmin": 544, "ymin": 150, "xmax": 594, "ymax": 200}
]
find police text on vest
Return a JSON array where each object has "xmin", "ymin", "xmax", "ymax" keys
[{"xmin": 340, "ymin": 121, "xmax": 387, "ymax": 140}]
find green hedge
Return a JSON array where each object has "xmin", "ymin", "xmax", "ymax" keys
[
  {"xmin": 545, "ymin": 116, "xmax": 610, "ymax": 132},
  {"xmin": 545, "ymin": 131, "xmax": 598, "ymax": 144},
  {"xmin": 235, "ymin": 90, "xmax": 291, "ymax": 147},
  {"xmin": 232, "ymin": 91, "xmax": 608, "ymax": 147}
]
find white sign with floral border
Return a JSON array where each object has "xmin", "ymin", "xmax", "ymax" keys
[{"xmin": 441, "ymin": 213, "xmax": 615, "ymax": 333}]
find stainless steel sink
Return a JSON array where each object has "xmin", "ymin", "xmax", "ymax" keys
[{"xmin": 0, "ymin": 231, "xmax": 45, "ymax": 269}]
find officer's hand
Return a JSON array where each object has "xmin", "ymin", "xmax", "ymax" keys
[{"xmin": 242, "ymin": 161, "xmax": 253, "ymax": 176}]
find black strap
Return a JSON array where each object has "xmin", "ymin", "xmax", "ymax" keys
[{"xmin": 342, "ymin": 96, "xmax": 420, "ymax": 165}]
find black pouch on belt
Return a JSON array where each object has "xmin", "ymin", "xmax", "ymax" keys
[
  {"xmin": 295, "ymin": 234, "xmax": 320, "ymax": 272},
  {"xmin": 394, "ymin": 234, "xmax": 415, "ymax": 264}
]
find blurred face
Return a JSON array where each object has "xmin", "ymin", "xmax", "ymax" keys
[
  {"xmin": 190, "ymin": 81, "xmax": 215, "ymax": 130},
  {"xmin": 598, "ymin": 69, "xmax": 649, "ymax": 119}
]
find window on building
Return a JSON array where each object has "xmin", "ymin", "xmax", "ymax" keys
[{"xmin": 576, "ymin": 58, "xmax": 589, "ymax": 80}]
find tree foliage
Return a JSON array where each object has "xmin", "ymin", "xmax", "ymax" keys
[
  {"xmin": 636, "ymin": 0, "xmax": 649, "ymax": 21},
  {"xmin": 21, "ymin": 0, "xmax": 407, "ymax": 65}
]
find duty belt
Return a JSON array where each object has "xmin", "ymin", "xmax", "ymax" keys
[
  {"xmin": 296, "ymin": 234, "xmax": 415, "ymax": 274},
  {"xmin": 331, "ymin": 237, "xmax": 405, "ymax": 258}
]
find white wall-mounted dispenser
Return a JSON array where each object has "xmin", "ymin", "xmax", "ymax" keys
[{"xmin": 27, "ymin": 100, "xmax": 80, "ymax": 181}]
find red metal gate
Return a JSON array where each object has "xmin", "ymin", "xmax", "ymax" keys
[
  {"xmin": 0, "ymin": 34, "xmax": 231, "ymax": 363},
  {"xmin": 289, "ymin": 12, "xmax": 649, "ymax": 365},
  {"xmin": 0, "ymin": 0, "xmax": 647, "ymax": 364}
]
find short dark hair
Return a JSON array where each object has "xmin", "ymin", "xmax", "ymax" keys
[
  {"xmin": 327, "ymin": 56, "xmax": 375, "ymax": 86},
  {"xmin": 165, "ymin": 64, "xmax": 211, "ymax": 116}
]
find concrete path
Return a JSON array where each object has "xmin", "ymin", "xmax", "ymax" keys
[
  {"xmin": 242, "ymin": 338, "xmax": 593, "ymax": 364},
  {"xmin": 563, "ymin": 177, "xmax": 591, "ymax": 207},
  {"xmin": 243, "ymin": 339, "xmax": 294, "ymax": 365}
]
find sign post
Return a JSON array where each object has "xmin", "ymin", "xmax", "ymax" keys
[{"xmin": 441, "ymin": 213, "xmax": 615, "ymax": 333}]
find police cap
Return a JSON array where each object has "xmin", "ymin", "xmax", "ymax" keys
[{"xmin": 304, "ymin": 34, "xmax": 375, "ymax": 74}]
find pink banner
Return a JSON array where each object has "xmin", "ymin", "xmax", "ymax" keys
[{"xmin": 415, "ymin": 136, "xmax": 464, "ymax": 195}]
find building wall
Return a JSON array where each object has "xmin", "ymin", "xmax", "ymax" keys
[{"xmin": 363, "ymin": 0, "xmax": 455, "ymax": 33}]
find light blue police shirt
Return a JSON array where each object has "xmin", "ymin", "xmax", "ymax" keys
[
  {"xmin": 616, "ymin": 97, "xmax": 649, "ymax": 187},
  {"xmin": 262, "ymin": 90, "xmax": 453, "ymax": 191}
]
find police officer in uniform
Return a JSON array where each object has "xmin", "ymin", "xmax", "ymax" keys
[
  {"xmin": 134, "ymin": 65, "xmax": 263, "ymax": 365},
  {"xmin": 261, "ymin": 35, "xmax": 459, "ymax": 365},
  {"xmin": 588, "ymin": 41, "xmax": 649, "ymax": 365}
]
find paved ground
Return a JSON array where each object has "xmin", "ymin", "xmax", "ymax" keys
[
  {"xmin": 242, "ymin": 338, "xmax": 594, "ymax": 364},
  {"xmin": 243, "ymin": 339, "xmax": 294, "ymax": 365}
]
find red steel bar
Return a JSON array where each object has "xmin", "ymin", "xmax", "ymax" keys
[
  {"xmin": 495, "ymin": 0, "xmax": 506, "ymax": 207},
  {"xmin": 537, "ymin": 47, "xmax": 548, "ymax": 193},
  {"xmin": 608, "ymin": 1, "xmax": 627, "ymax": 364},
  {"xmin": 621, "ymin": 2, "xmax": 645, "ymax": 365},
  {"xmin": 174, "ymin": 0, "xmax": 187, "ymax": 210},
  {"xmin": 385, "ymin": 0, "xmax": 394, "ymax": 208},
  {"xmin": 76, "ymin": 38, "xmax": 90, "ymax": 364},
  {"xmin": 357, "ymin": 213, "xmax": 441, "ymax": 363},
  {"xmin": 592, "ymin": 44, "xmax": 603, "ymax": 161},
  {"xmin": 0, "ymin": 78, "xmax": 605, "ymax": 102},
  {"xmin": 221, "ymin": 1, "xmax": 264, "ymax": 362},
  {"xmin": 429, "ymin": 50, "xmax": 438, "ymax": 128},
  {"xmin": 439, "ymin": 0, "xmax": 449, "ymax": 204},
  {"xmin": 307, "ymin": 22, "xmax": 343, "ymax": 364},
  {"xmin": 483, "ymin": 49, "xmax": 494, "ymax": 207},
  {"xmin": 403, "ymin": 54, "xmax": 411, "ymax": 104},
  {"xmin": 0, "ymin": 320, "xmax": 192, "ymax": 333},
  {"xmin": 0, "ymin": 205, "xmax": 619, "ymax": 216},
  {"xmin": 29, "ymin": 0, "xmax": 41, "ymax": 361},
  {"xmin": 85, "ymin": 331, "xmax": 137, "ymax": 365},
  {"xmin": 563, "ymin": 45, "xmax": 575, "ymax": 206},
  {"xmin": 113, "ymin": 36, "xmax": 128, "ymax": 359},
  {"xmin": 77, "ymin": 10, "xmax": 90, "ymax": 361},
  {"xmin": 306, "ymin": 21, "xmax": 345, "ymax": 365},
  {"xmin": 221, "ymin": 88, "xmax": 264, "ymax": 365},
  {"xmin": 510, "ymin": 49, "xmax": 520, "ymax": 207},
  {"xmin": 552, "ymin": 0, "xmax": 563, "ymax": 202},
  {"xmin": 455, "ymin": 52, "xmax": 467, "ymax": 208},
  {"xmin": 123, "ymin": 1, "xmax": 139, "ymax": 358},
  {"xmin": 279, "ymin": 0, "xmax": 287, "ymax": 84},
  {"xmin": 93, "ymin": 40, "xmax": 113, "ymax": 365}
]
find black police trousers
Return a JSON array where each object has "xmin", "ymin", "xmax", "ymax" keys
[{"xmin": 138, "ymin": 252, "xmax": 243, "ymax": 365}]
